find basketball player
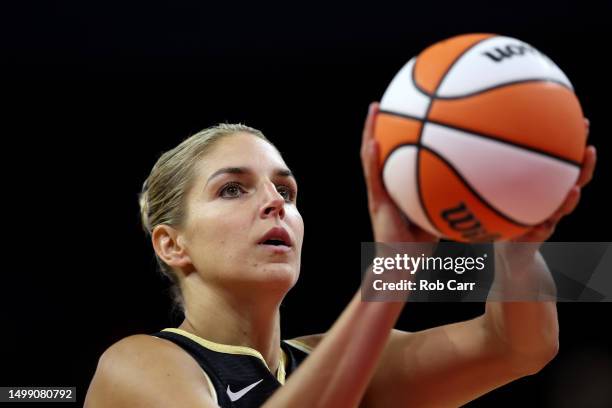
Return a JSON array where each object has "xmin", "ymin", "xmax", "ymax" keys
[{"xmin": 84, "ymin": 102, "xmax": 596, "ymax": 407}]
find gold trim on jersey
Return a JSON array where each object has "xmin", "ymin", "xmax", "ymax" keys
[
  {"xmin": 277, "ymin": 348, "xmax": 287, "ymax": 385},
  {"xmin": 201, "ymin": 367, "xmax": 219, "ymax": 403},
  {"xmin": 284, "ymin": 339, "xmax": 314, "ymax": 355},
  {"xmin": 161, "ymin": 328, "xmax": 287, "ymax": 384}
]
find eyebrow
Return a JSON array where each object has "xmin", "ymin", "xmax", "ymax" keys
[{"xmin": 205, "ymin": 166, "xmax": 295, "ymax": 188}]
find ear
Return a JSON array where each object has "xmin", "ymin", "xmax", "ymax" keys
[{"xmin": 151, "ymin": 225, "xmax": 194, "ymax": 275}]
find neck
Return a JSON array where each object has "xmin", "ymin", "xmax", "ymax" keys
[{"xmin": 179, "ymin": 277, "xmax": 284, "ymax": 374}]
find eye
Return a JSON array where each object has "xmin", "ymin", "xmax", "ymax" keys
[
  {"xmin": 276, "ymin": 185, "xmax": 297, "ymax": 202},
  {"xmin": 220, "ymin": 182, "xmax": 246, "ymax": 199}
]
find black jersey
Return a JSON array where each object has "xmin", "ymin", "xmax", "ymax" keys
[{"xmin": 151, "ymin": 328, "xmax": 312, "ymax": 407}]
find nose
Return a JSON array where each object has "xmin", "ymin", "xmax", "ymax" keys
[{"xmin": 260, "ymin": 181, "xmax": 285, "ymax": 219}]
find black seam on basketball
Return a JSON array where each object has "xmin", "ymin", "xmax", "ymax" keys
[
  {"xmin": 425, "ymin": 120, "xmax": 582, "ymax": 167},
  {"xmin": 383, "ymin": 142, "xmax": 420, "ymax": 162},
  {"xmin": 410, "ymin": 59, "xmax": 435, "ymax": 97},
  {"xmin": 432, "ymin": 35, "xmax": 498, "ymax": 99},
  {"xmin": 378, "ymin": 109, "xmax": 423, "ymax": 123},
  {"xmin": 381, "ymin": 144, "xmax": 443, "ymax": 237},
  {"xmin": 410, "ymin": 35, "xmax": 497, "ymax": 98},
  {"xmin": 415, "ymin": 127, "xmax": 436, "ymax": 232},
  {"xmin": 432, "ymin": 35, "xmax": 499, "ymax": 97},
  {"xmin": 380, "ymin": 110, "xmax": 582, "ymax": 167},
  {"xmin": 432, "ymin": 78, "xmax": 573, "ymax": 100},
  {"xmin": 415, "ymin": 34, "xmax": 498, "ymax": 238},
  {"xmin": 418, "ymin": 145, "xmax": 532, "ymax": 228}
]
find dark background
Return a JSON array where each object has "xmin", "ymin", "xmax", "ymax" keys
[{"xmin": 2, "ymin": 1, "xmax": 611, "ymax": 406}]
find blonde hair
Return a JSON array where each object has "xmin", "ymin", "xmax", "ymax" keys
[{"xmin": 139, "ymin": 123, "xmax": 270, "ymax": 311}]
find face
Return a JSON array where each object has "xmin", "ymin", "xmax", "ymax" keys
[{"xmin": 178, "ymin": 133, "xmax": 304, "ymax": 294}]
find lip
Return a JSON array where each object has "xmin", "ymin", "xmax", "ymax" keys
[
  {"xmin": 257, "ymin": 226, "xmax": 293, "ymax": 248},
  {"xmin": 258, "ymin": 244, "xmax": 292, "ymax": 254}
]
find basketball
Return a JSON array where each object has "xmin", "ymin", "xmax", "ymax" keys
[{"xmin": 374, "ymin": 33, "xmax": 587, "ymax": 242}]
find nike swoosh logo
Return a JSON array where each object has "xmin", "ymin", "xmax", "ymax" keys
[{"xmin": 226, "ymin": 379, "xmax": 263, "ymax": 402}]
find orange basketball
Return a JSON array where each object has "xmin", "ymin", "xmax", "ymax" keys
[{"xmin": 374, "ymin": 33, "xmax": 587, "ymax": 242}]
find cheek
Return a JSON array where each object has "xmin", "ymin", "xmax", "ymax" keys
[
  {"xmin": 188, "ymin": 206, "xmax": 251, "ymax": 254},
  {"xmin": 287, "ymin": 208, "xmax": 305, "ymax": 246},
  {"xmin": 186, "ymin": 216, "xmax": 250, "ymax": 275},
  {"xmin": 193, "ymin": 217, "xmax": 239, "ymax": 247}
]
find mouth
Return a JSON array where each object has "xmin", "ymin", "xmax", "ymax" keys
[
  {"xmin": 258, "ymin": 227, "xmax": 293, "ymax": 251},
  {"xmin": 261, "ymin": 239, "xmax": 289, "ymax": 246}
]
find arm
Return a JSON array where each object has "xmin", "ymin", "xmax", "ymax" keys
[
  {"xmin": 483, "ymin": 247, "xmax": 559, "ymax": 361},
  {"xmin": 483, "ymin": 126, "xmax": 596, "ymax": 362},
  {"xmin": 358, "ymin": 252, "xmax": 561, "ymax": 408},
  {"xmin": 294, "ymin": 318, "xmax": 545, "ymax": 408},
  {"xmin": 356, "ymin": 109, "xmax": 596, "ymax": 407},
  {"xmin": 333, "ymin": 250, "xmax": 559, "ymax": 408},
  {"xmin": 261, "ymin": 103, "xmax": 411, "ymax": 408},
  {"xmin": 296, "ymin": 255, "xmax": 561, "ymax": 408},
  {"xmin": 263, "ymin": 288, "xmax": 405, "ymax": 408}
]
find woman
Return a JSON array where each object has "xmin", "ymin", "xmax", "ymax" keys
[{"xmin": 84, "ymin": 103, "xmax": 596, "ymax": 407}]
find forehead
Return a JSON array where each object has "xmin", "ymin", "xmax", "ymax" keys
[{"xmin": 198, "ymin": 133, "xmax": 288, "ymax": 176}]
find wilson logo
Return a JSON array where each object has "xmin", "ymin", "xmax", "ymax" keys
[
  {"xmin": 482, "ymin": 43, "xmax": 537, "ymax": 63},
  {"xmin": 440, "ymin": 202, "xmax": 501, "ymax": 242}
]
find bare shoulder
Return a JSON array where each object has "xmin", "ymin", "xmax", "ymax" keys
[{"xmin": 84, "ymin": 334, "xmax": 217, "ymax": 408}]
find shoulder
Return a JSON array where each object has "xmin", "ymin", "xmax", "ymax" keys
[
  {"xmin": 84, "ymin": 334, "xmax": 217, "ymax": 408},
  {"xmin": 96, "ymin": 334, "xmax": 200, "ymax": 374}
]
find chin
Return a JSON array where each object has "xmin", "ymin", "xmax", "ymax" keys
[{"xmin": 256, "ymin": 264, "xmax": 299, "ymax": 290}]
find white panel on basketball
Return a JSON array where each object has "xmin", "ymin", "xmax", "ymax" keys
[
  {"xmin": 383, "ymin": 146, "xmax": 441, "ymax": 236},
  {"xmin": 421, "ymin": 123, "xmax": 580, "ymax": 225},
  {"xmin": 380, "ymin": 58, "xmax": 431, "ymax": 119},
  {"xmin": 437, "ymin": 36, "xmax": 573, "ymax": 98}
]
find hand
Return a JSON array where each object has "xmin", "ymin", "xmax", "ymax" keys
[
  {"xmin": 509, "ymin": 118, "xmax": 596, "ymax": 243},
  {"xmin": 360, "ymin": 102, "xmax": 440, "ymax": 243},
  {"xmin": 496, "ymin": 118, "xmax": 597, "ymax": 260}
]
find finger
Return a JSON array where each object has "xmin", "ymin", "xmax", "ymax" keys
[
  {"xmin": 364, "ymin": 139, "xmax": 393, "ymax": 211},
  {"xmin": 361, "ymin": 102, "xmax": 380, "ymax": 155},
  {"xmin": 514, "ymin": 225, "xmax": 549, "ymax": 243},
  {"xmin": 576, "ymin": 145, "xmax": 597, "ymax": 187},
  {"xmin": 548, "ymin": 186, "xmax": 581, "ymax": 223},
  {"xmin": 560, "ymin": 186, "xmax": 581, "ymax": 216},
  {"xmin": 584, "ymin": 117, "xmax": 590, "ymax": 136},
  {"xmin": 524, "ymin": 184, "xmax": 582, "ymax": 243},
  {"xmin": 360, "ymin": 102, "xmax": 379, "ymax": 181},
  {"xmin": 360, "ymin": 103, "xmax": 387, "ymax": 201},
  {"xmin": 531, "ymin": 224, "xmax": 555, "ymax": 242},
  {"xmin": 520, "ymin": 220, "xmax": 557, "ymax": 242}
]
